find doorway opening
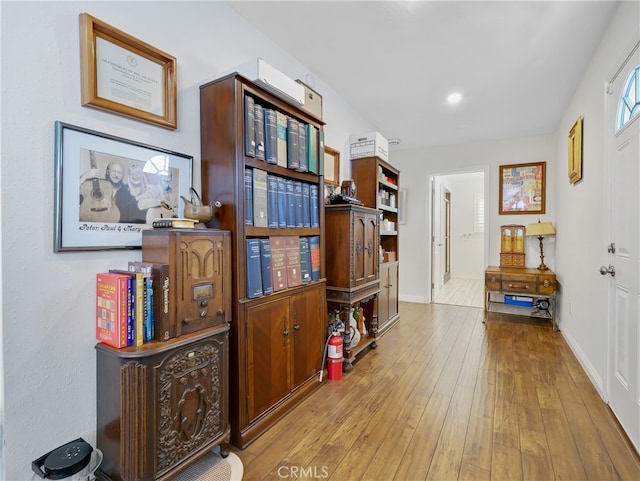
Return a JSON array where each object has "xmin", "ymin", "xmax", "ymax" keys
[{"xmin": 430, "ymin": 170, "xmax": 486, "ymax": 308}]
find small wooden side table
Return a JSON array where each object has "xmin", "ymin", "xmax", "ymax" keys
[{"xmin": 484, "ymin": 266, "xmax": 558, "ymax": 331}]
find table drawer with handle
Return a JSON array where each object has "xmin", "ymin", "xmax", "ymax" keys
[{"xmin": 501, "ymin": 273, "xmax": 536, "ymax": 293}]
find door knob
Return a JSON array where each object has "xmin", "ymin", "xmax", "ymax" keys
[{"xmin": 599, "ymin": 265, "xmax": 616, "ymax": 277}]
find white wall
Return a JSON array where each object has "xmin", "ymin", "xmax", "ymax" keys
[
  {"xmin": 439, "ymin": 173, "xmax": 484, "ymax": 279},
  {"xmin": 393, "ymin": 134, "xmax": 556, "ymax": 303},
  {"xmin": 553, "ymin": 1, "xmax": 639, "ymax": 396},
  {"xmin": 0, "ymin": 3, "xmax": 375, "ymax": 479}
]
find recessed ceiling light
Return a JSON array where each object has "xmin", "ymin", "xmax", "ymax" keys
[{"xmin": 447, "ymin": 92, "xmax": 463, "ymax": 104}]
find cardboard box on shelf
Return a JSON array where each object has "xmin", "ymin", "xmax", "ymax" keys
[{"xmin": 349, "ymin": 132, "xmax": 389, "ymax": 162}]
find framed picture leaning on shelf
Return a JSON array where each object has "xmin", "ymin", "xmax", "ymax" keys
[
  {"xmin": 54, "ymin": 121, "xmax": 192, "ymax": 252},
  {"xmin": 323, "ymin": 145, "xmax": 340, "ymax": 202}
]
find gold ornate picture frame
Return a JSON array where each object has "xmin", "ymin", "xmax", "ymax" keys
[
  {"xmin": 568, "ymin": 116, "xmax": 583, "ymax": 184},
  {"xmin": 499, "ymin": 161, "xmax": 546, "ymax": 215},
  {"xmin": 79, "ymin": 13, "xmax": 177, "ymax": 129}
]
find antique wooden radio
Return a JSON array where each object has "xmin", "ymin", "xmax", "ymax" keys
[
  {"xmin": 142, "ymin": 228, "xmax": 231, "ymax": 337},
  {"xmin": 500, "ymin": 224, "xmax": 526, "ymax": 268}
]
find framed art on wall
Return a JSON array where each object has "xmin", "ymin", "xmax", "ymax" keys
[
  {"xmin": 499, "ymin": 161, "xmax": 546, "ymax": 215},
  {"xmin": 568, "ymin": 116, "xmax": 583, "ymax": 184},
  {"xmin": 323, "ymin": 145, "xmax": 340, "ymax": 186},
  {"xmin": 79, "ymin": 13, "xmax": 178, "ymax": 129},
  {"xmin": 54, "ymin": 121, "xmax": 192, "ymax": 252}
]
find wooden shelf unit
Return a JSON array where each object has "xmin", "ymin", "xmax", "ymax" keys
[
  {"xmin": 350, "ymin": 156, "xmax": 400, "ymax": 335},
  {"xmin": 200, "ymin": 73, "xmax": 327, "ymax": 449},
  {"xmin": 325, "ymin": 204, "xmax": 381, "ymax": 369}
]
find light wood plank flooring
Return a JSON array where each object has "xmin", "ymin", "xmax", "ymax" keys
[
  {"xmin": 232, "ymin": 302, "xmax": 640, "ymax": 481},
  {"xmin": 433, "ymin": 277, "xmax": 484, "ymax": 308}
]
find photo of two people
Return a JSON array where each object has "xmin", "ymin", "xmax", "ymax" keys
[{"xmin": 78, "ymin": 148, "xmax": 179, "ymax": 224}]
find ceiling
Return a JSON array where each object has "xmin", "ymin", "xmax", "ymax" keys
[{"xmin": 228, "ymin": 1, "xmax": 618, "ymax": 151}]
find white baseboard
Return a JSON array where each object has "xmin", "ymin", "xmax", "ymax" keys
[
  {"xmin": 399, "ymin": 295, "xmax": 427, "ymax": 304},
  {"xmin": 561, "ymin": 326, "xmax": 606, "ymax": 400}
]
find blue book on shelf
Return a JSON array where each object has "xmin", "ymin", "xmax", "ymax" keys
[
  {"xmin": 267, "ymin": 174, "xmax": 279, "ymax": 228},
  {"xmin": 254, "ymin": 102, "xmax": 265, "ymax": 161},
  {"xmin": 259, "ymin": 239, "xmax": 273, "ymax": 295},
  {"xmin": 277, "ymin": 176, "xmax": 287, "ymax": 228},
  {"xmin": 244, "ymin": 95, "xmax": 255, "ymax": 157},
  {"xmin": 299, "ymin": 237, "xmax": 311, "ymax": 284},
  {"xmin": 294, "ymin": 181, "xmax": 303, "ymax": 228},
  {"xmin": 302, "ymin": 183, "xmax": 311, "ymax": 228},
  {"xmin": 285, "ymin": 179, "xmax": 296, "ymax": 228},
  {"xmin": 263, "ymin": 108, "xmax": 278, "ymax": 164},
  {"xmin": 245, "ymin": 239, "xmax": 263, "ymax": 299},
  {"xmin": 310, "ymin": 184, "xmax": 319, "ymax": 228}
]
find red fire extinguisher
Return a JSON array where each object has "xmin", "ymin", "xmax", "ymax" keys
[{"xmin": 327, "ymin": 331, "xmax": 343, "ymax": 381}]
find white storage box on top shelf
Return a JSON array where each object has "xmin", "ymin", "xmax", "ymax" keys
[
  {"xmin": 229, "ymin": 57, "xmax": 305, "ymax": 107},
  {"xmin": 349, "ymin": 132, "xmax": 389, "ymax": 162}
]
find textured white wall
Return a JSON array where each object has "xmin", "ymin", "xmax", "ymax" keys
[
  {"xmin": 442, "ymin": 174, "xmax": 484, "ymax": 279},
  {"xmin": 0, "ymin": 3, "xmax": 374, "ymax": 479},
  {"xmin": 553, "ymin": 1, "xmax": 639, "ymax": 396},
  {"xmin": 393, "ymin": 134, "xmax": 556, "ymax": 303}
]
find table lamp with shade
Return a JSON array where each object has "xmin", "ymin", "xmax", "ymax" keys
[{"xmin": 526, "ymin": 220, "xmax": 556, "ymax": 270}]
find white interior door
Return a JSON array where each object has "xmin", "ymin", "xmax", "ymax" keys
[{"xmin": 607, "ymin": 40, "xmax": 640, "ymax": 451}]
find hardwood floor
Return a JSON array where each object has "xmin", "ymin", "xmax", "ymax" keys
[
  {"xmin": 233, "ymin": 302, "xmax": 640, "ymax": 480},
  {"xmin": 433, "ymin": 277, "xmax": 484, "ymax": 308}
]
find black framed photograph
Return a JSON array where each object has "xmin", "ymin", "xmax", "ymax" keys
[{"xmin": 54, "ymin": 121, "xmax": 192, "ymax": 252}]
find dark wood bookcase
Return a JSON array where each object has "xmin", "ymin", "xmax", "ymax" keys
[
  {"xmin": 351, "ymin": 156, "xmax": 400, "ymax": 335},
  {"xmin": 200, "ymin": 73, "xmax": 327, "ymax": 448}
]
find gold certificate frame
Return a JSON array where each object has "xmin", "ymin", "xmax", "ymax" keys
[
  {"xmin": 568, "ymin": 116, "xmax": 583, "ymax": 184},
  {"xmin": 79, "ymin": 13, "xmax": 177, "ymax": 129}
]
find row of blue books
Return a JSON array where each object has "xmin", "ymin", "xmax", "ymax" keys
[
  {"xmin": 245, "ymin": 168, "xmax": 320, "ymax": 229},
  {"xmin": 244, "ymin": 95, "xmax": 320, "ymax": 173}
]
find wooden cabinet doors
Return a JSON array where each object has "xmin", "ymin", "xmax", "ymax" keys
[
  {"xmin": 378, "ymin": 262, "xmax": 399, "ymax": 334},
  {"xmin": 246, "ymin": 297, "xmax": 290, "ymax": 422},
  {"xmin": 291, "ymin": 284, "xmax": 324, "ymax": 388},
  {"xmin": 245, "ymin": 285, "xmax": 324, "ymax": 423},
  {"xmin": 352, "ymin": 210, "xmax": 379, "ymax": 286}
]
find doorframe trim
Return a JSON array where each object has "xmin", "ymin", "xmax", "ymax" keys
[{"xmin": 426, "ymin": 165, "xmax": 490, "ymax": 303}]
